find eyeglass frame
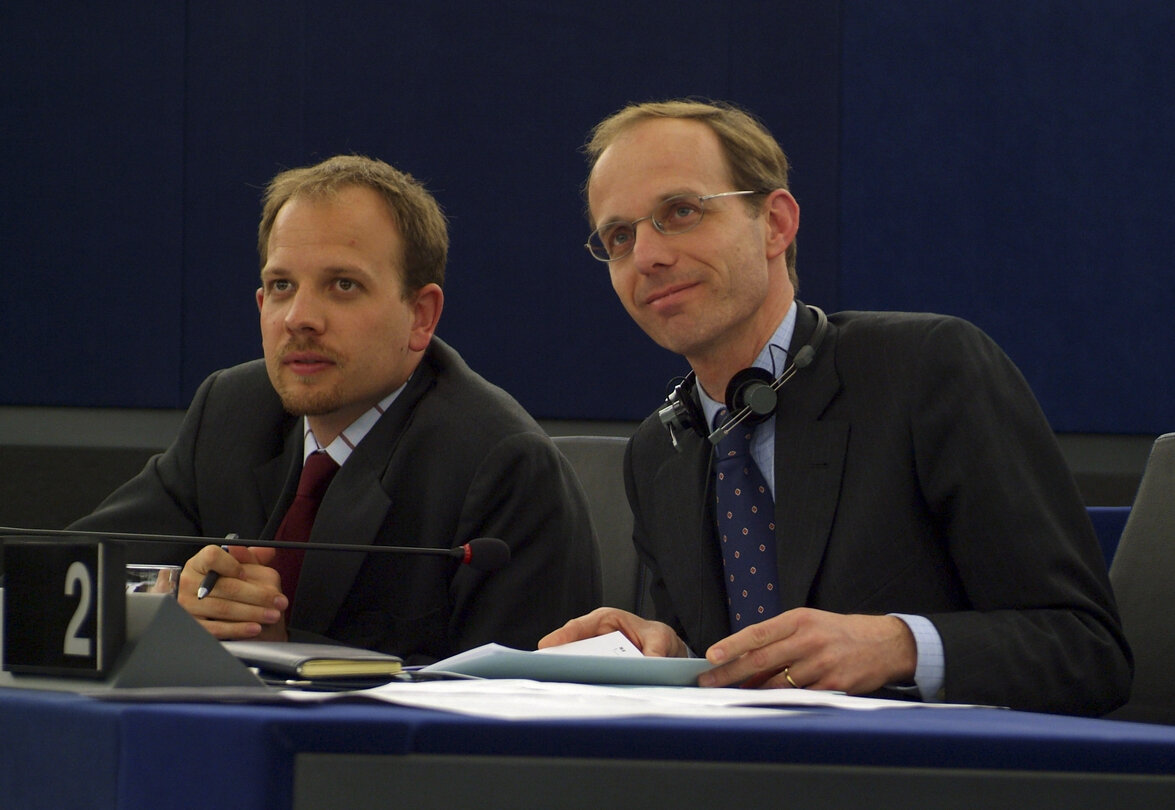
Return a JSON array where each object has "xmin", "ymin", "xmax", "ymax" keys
[{"xmin": 585, "ymin": 190, "xmax": 763, "ymax": 262}]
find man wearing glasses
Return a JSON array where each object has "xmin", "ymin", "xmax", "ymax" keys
[{"xmin": 541, "ymin": 99, "xmax": 1130, "ymax": 716}]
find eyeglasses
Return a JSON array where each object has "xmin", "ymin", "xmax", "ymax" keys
[{"xmin": 585, "ymin": 190, "xmax": 760, "ymax": 262}]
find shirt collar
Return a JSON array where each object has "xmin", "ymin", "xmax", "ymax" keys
[
  {"xmin": 302, "ymin": 384, "xmax": 407, "ymax": 466},
  {"xmin": 698, "ymin": 300, "xmax": 798, "ymax": 430}
]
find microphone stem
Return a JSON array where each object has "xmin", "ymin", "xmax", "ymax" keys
[{"xmin": 0, "ymin": 526, "xmax": 465, "ymax": 558}]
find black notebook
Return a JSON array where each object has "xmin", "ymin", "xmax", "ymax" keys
[{"xmin": 222, "ymin": 641, "xmax": 403, "ymax": 679}]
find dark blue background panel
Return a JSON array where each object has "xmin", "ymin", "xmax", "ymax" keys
[
  {"xmin": 0, "ymin": 5, "xmax": 186, "ymax": 406},
  {"xmin": 839, "ymin": 1, "xmax": 1175, "ymax": 433},
  {"xmin": 2, "ymin": 2, "xmax": 1170, "ymax": 434},
  {"xmin": 0, "ymin": 1, "xmax": 839, "ymax": 420}
]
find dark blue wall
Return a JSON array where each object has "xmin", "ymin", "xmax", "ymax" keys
[
  {"xmin": 2, "ymin": 2, "xmax": 1171, "ymax": 433},
  {"xmin": 839, "ymin": 2, "xmax": 1174, "ymax": 434}
]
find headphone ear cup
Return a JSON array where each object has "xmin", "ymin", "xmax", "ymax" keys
[
  {"xmin": 726, "ymin": 367, "xmax": 778, "ymax": 423},
  {"xmin": 677, "ymin": 379, "xmax": 708, "ymax": 436},
  {"xmin": 665, "ymin": 308, "xmax": 826, "ymax": 448},
  {"xmin": 658, "ymin": 374, "xmax": 709, "ymax": 438}
]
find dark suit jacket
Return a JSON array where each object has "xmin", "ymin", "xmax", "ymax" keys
[
  {"xmin": 73, "ymin": 338, "xmax": 600, "ymax": 664},
  {"xmin": 625, "ymin": 302, "xmax": 1131, "ymax": 716}
]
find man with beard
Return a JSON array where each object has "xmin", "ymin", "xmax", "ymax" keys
[{"xmin": 73, "ymin": 155, "xmax": 598, "ymax": 664}]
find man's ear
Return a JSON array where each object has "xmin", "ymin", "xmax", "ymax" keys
[
  {"xmin": 763, "ymin": 189, "xmax": 800, "ymax": 261},
  {"xmin": 408, "ymin": 283, "xmax": 444, "ymax": 352}
]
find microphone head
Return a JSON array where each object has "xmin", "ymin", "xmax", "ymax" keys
[
  {"xmin": 463, "ymin": 537, "xmax": 511, "ymax": 571},
  {"xmin": 792, "ymin": 345, "xmax": 815, "ymax": 368}
]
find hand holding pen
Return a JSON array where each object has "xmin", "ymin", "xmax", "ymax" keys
[
  {"xmin": 196, "ymin": 533, "xmax": 238, "ymax": 599},
  {"xmin": 185, "ymin": 535, "xmax": 289, "ymax": 642}
]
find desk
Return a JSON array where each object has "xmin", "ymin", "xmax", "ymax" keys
[{"xmin": 2, "ymin": 685, "xmax": 1174, "ymax": 810}]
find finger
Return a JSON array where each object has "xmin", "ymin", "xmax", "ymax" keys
[
  {"xmin": 197, "ymin": 570, "xmax": 287, "ymax": 612},
  {"xmin": 537, "ymin": 608, "xmax": 627, "ymax": 648},
  {"xmin": 235, "ymin": 561, "xmax": 283, "ymax": 590},
  {"xmin": 197, "ymin": 618, "xmax": 265, "ymax": 640},
  {"xmin": 699, "ymin": 657, "xmax": 757, "ymax": 687},
  {"xmin": 247, "ymin": 545, "xmax": 278, "ymax": 565},
  {"xmin": 187, "ymin": 586, "xmax": 286, "ymax": 624},
  {"xmin": 760, "ymin": 665, "xmax": 811, "ymax": 690},
  {"xmin": 180, "ymin": 544, "xmax": 236, "ymax": 579},
  {"xmin": 706, "ymin": 612, "xmax": 798, "ymax": 666},
  {"xmin": 699, "ymin": 634, "xmax": 796, "ymax": 688},
  {"xmin": 635, "ymin": 624, "xmax": 689, "ymax": 658},
  {"xmin": 537, "ymin": 626, "xmax": 579, "ymax": 648},
  {"xmin": 739, "ymin": 669, "xmax": 782, "ymax": 689},
  {"xmin": 536, "ymin": 620, "xmax": 588, "ymax": 648},
  {"xmin": 227, "ymin": 544, "xmax": 260, "ymax": 564},
  {"xmin": 178, "ymin": 546, "xmax": 241, "ymax": 607}
]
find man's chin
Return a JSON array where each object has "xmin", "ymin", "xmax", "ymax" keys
[
  {"xmin": 646, "ymin": 328, "xmax": 701, "ymax": 358},
  {"xmin": 275, "ymin": 388, "xmax": 342, "ymax": 418}
]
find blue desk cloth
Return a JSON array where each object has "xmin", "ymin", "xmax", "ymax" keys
[{"xmin": 3, "ymin": 685, "xmax": 1175, "ymax": 810}]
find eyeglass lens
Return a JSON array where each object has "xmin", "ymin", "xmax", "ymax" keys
[{"xmin": 591, "ymin": 195, "xmax": 706, "ymax": 261}]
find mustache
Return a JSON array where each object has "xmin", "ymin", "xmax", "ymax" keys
[{"xmin": 277, "ymin": 341, "xmax": 342, "ymax": 364}]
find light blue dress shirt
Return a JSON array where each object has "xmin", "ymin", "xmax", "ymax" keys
[
  {"xmin": 696, "ymin": 302, "xmax": 944, "ymax": 701},
  {"xmin": 302, "ymin": 385, "xmax": 407, "ymax": 465}
]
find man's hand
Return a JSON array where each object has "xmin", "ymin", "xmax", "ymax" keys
[
  {"xmin": 177, "ymin": 545, "xmax": 289, "ymax": 641},
  {"xmin": 698, "ymin": 608, "xmax": 917, "ymax": 692},
  {"xmin": 538, "ymin": 607, "xmax": 690, "ymax": 658}
]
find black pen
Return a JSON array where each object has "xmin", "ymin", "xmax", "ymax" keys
[{"xmin": 196, "ymin": 533, "xmax": 238, "ymax": 599}]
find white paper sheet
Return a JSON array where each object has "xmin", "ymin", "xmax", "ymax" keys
[
  {"xmin": 282, "ymin": 677, "xmax": 982, "ymax": 720},
  {"xmin": 275, "ymin": 632, "xmax": 990, "ymax": 720},
  {"xmin": 420, "ymin": 631, "xmax": 713, "ymax": 686}
]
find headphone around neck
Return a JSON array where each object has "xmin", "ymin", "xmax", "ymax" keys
[{"xmin": 656, "ymin": 305, "xmax": 828, "ymax": 450}]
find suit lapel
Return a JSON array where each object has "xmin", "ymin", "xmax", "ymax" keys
[
  {"xmin": 287, "ymin": 356, "xmax": 437, "ymax": 634},
  {"xmin": 293, "ymin": 461, "xmax": 393, "ymax": 633},
  {"xmin": 256, "ymin": 427, "xmax": 302, "ymax": 540},
  {"xmin": 772, "ymin": 304, "xmax": 849, "ymax": 610},
  {"xmin": 650, "ymin": 433, "xmax": 730, "ymax": 649}
]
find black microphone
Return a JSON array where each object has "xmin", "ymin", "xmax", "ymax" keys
[
  {"xmin": 0, "ymin": 526, "xmax": 511, "ymax": 573},
  {"xmin": 455, "ymin": 536, "xmax": 511, "ymax": 572}
]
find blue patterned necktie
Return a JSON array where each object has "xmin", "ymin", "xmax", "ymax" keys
[{"xmin": 713, "ymin": 408, "xmax": 782, "ymax": 630}]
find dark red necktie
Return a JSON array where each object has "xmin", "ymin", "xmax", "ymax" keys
[{"xmin": 271, "ymin": 451, "xmax": 340, "ymax": 612}]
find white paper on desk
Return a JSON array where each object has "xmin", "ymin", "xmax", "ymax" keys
[
  {"xmin": 285, "ymin": 677, "xmax": 793, "ymax": 719},
  {"xmin": 282, "ymin": 678, "xmax": 983, "ymax": 720},
  {"xmin": 420, "ymin": 631, "xmax": 713, "ymax": 686}
]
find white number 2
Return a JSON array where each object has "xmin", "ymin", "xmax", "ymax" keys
[{"xmin": 63, "ymin": 561, "xmax": 93, "ymax": 657}]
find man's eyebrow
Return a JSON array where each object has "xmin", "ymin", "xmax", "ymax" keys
[
  {"xmin": 596, "ymin": 215, "xmax": 628, "ymax": 229},
  {"xmin": 598, "ymin": 189, "xmax": 699, "ymax": 226},
  {"xmin": 260, "ymin": 264, "xmax": 373, "ymax": 279},
  {"xmin": 323, "ymin": 264, "xmax": 371, "ymax": 276}
]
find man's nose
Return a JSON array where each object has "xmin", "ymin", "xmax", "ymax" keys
[
  {"xmin": 284, "ymin": 288, "xmax": 325, "ymax": 333},
  {"xmin": 630, "ymin": 220, "xmax": 674, "ymax": 273}
]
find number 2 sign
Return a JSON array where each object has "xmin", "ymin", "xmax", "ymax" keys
[{"xmin": 3, "ymin": 540, "xmax": 126, "ymax": 677}]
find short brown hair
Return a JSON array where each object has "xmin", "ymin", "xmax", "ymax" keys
[
  {"xmin": 585, "ymin": 99, "xmax": 797, "ymax": 286},
  {"xmin": 258, "ymin": 154, "xmax": 448, "ymax": 294}
]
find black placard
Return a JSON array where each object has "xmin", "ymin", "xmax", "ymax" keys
[{"xmin": 3, "ymin": 540, "xmax": 126, "ymax": 677}]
